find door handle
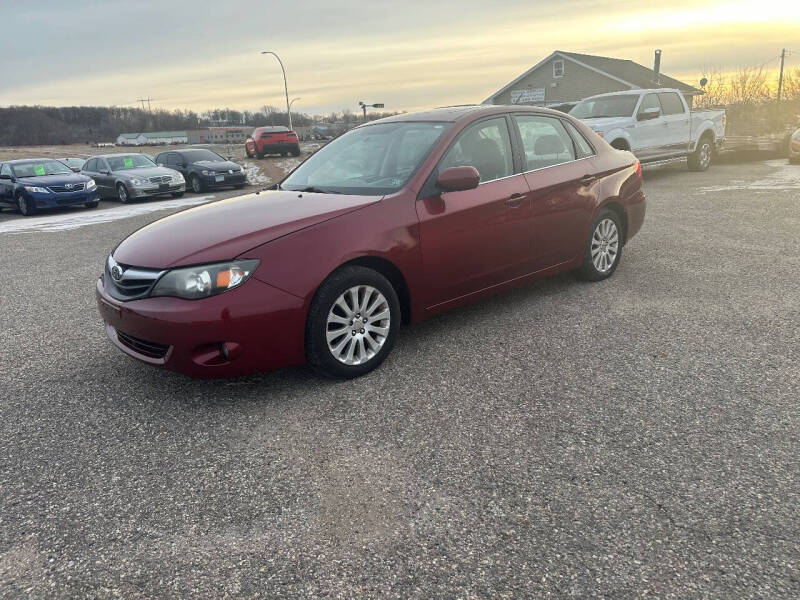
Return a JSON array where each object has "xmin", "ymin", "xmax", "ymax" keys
[
  {"xmin": 579, "ymin": 174, "xmax": 597, "ymax": 185},
  {"xmin": 505, "ymin": 193, "xmax": 525, "ymax": 207}
]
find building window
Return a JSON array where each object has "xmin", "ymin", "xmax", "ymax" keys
[{"xmin": 553, "ymin": 59, "xmax": 565, "ymax": 78}]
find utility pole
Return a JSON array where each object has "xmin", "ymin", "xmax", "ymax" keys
[{"xmin": 777, "ymin": 48, "xmax": 786, "ymax": 102}]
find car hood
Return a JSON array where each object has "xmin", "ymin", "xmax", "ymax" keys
[
  {"xmin": 17, "ymin": 173, "xmax": 89, "ymax": 186},
  {"xmin": 193, "ymin": 160, "xmax": 241, "ymax": 172},
  {"xmin": 116, "ymin": 166, "xmax": 177, "ymax": 179},
  {"xmin": 112, "ymin": 190, "xmax": 381, "ymax": 268},
  {"xmin": 578, "ymin": 116, "xmax": 632, "ymax": 131}
]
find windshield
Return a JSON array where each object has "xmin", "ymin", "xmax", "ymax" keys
[
  {"xmin": 570, "ymin": 95, "xmax": 639, "ymax": 119},
  {"xmin": 282, "ymin": 121, "xmax": 449, "ymax": 195},
  {"xmin": 11, "ymin": 160, "xmax": 72, "ymax": 177},
  {"xmin": 181, "ymin": 149, "xmax": 225, "ymax": 163},
  {"xmin": 107, "ymin": 154, "xmax": 156, "ymax": 171}
]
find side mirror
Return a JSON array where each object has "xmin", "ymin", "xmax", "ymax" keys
[
  {"xmin": 638, "ymin": 107, "xmax": 661, "ymax": 121},
  {"xmin": 0, "ymin": 174, "xmax": 11, "ymax": 180},
  {"xmin": 104, "ymin": 170, "xmax": 112, "ymax": 175},
  {"xmin": 437, "ymin": 166, "xmax": 480, "ymax": 192}
]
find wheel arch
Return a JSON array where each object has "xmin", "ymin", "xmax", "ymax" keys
[
  {"xmin": 598, "ymin": 200, "xmax": 628, "ymax": 245},
  {"xmin": 326, "ymin": 255, "xmax": 413, "ymax": 325}
]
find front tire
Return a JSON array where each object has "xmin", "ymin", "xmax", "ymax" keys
[
  {"xmin": 688, "ymin": 136, "xmax": 713, "ymax": 171},
  {"xmin": 190, "ymin": 175, "xmax": 204, "ymax": 194},
  {"xmin": 116, "ymin": 183, "xmax": 130, "ymax": 204},
  {"xmin": 17, "ymin": 193, "xmax": 36, "ymax": 216},
  {"xmin": 84, "ymin": 200, "xmax": 99, "ymax": 208},
  {"xmin": 305, "ymin": 266, "xmax": 400, "ymax": 379},
  {"xmin": 574, "ymin": 208, "xmax": 623, "ymax": 281}
]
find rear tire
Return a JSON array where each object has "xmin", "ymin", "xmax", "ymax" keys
[
  {"xmin": 171, "ymin": 192, "xmax": 184, "ymax": 198},
  {"xmin": 17, "ymin": 193, "xmax": 36, "ymax": 216},
  {"xmin": 688, "ymin": 136, "xmax": 713, "ymax": 171},
  {"xmin": 234, "ymin": 184, "xmax": 245, "ymax": 189},
  {"xmin": 255, "ymin": 150, "xmax": 264, "ymax": 159},
  {"xmin": 116, "ymin": 183, "xmax": 130, "ymax": 204},
  {"xmin": 574, "ymin": 208, "xmax": 623, "ymax": 281},
  {"xmin": 291, "ymin": 147, "xmax": 301, "ymax": 157},
  {"xmin": 305, "ymin": 266, "xmax": 400, "ymax": 379}
]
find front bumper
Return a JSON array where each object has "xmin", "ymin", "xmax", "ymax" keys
[
  {"xmin": 789, "ymin": 140, "xmax": 800, "ymax": 159},
  {"xmin": 201, "ymin": 172, "xmax": 246, "ymax": 187},
  {"xmin": 29, "ymin": 189, "xmax": 98, "ymax": 208},
  {"xmin": 129, "ymin": 183, "xmax": 185, "ymax": 198},
  {"xmin": 96, "ymin": 275, "xmax": 306, "ymax": 378}
]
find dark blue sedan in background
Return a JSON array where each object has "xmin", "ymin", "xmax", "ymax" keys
[{"xmin": 0, "ymin": 158, "xmax": 99, "ymax": 216}]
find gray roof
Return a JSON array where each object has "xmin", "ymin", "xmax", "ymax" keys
[
  {"xmin": 558, "ymin": 51, "xmax": 703, "ymax": 95},
  {"xmin": 485, "ymin": 50, "xmax": 703, "ymax": 103}
]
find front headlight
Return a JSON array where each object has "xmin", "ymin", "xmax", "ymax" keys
[
  {"xmin": 129, "ymin": 178, "xmax": 145, "ymax": 186},
  {"xmin": 150, "ymin": 259, "xmax": 259, "ymax": 299},
  {"xmin": 201, "ymin": 169, "xmax": 215, "ymax": 176},
  {"xmin": 24, "ymin": 186, "xmax": 49, "ymax": 193},
  {"xmin": 86, "ymin": 179, "xmax": 97, "ymax": 190},
  {"xmin": 173, "ymin": 172, "xmax": 185, "ymax": 182}
]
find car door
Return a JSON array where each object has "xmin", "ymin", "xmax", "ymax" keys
[
  {"xmin": 633, "ymin": 93, "xmax": 665, "ymax": 160},
  {"xmin": 0, "ymin": 163, "xmax": 13, "ymax": 201},
  {"xmin": 658, "ymin": 92, "xmax": 691, "ymax": 155},
  {"xmin": 94, "ymin": 158, "xmax": 114, "ymax": 197},
  {"xmin": 416, "ymin": 116, "xmax": 532, "ymax": 307},
  {"xmin": 166, "ymin": 153, "xmax": 187, "ymax": 178},
  {"xmin": 512, "ymin": 115, "xmax": 599, "ymax": 270}
]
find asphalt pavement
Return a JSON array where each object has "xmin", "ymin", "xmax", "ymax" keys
[{"xmin": 0, "ymin": 159, "xmax": 798, "ymax": 598}]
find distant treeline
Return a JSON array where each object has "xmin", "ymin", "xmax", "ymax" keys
[{"xmin": 0, "ymin": 105, "xmax": 318, "ymax": 146}]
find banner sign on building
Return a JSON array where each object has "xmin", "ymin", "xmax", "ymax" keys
[{"xmin": 510, "ymin": 88, "xmax": 546, "ymax": 104}]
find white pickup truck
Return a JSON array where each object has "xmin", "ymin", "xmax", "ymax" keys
[{"xmin": 569, "ymin": 89, "xmax": 726, "ymax": 171}]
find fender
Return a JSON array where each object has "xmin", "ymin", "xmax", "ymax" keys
[{"xmin": 605, "ymin": 129, "xmax": 633, "ymax": 151}]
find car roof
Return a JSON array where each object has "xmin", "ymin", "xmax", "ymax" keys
[
  {"xmin": 364, "ymin": 104, "xmax": 570, "ymax": 126},
  {"xmin": 5, "ymin": 157, "xmax": 64, "ymax": 164},
  {"xmin": 92, "ymin": 152, "xmax": 148, "ymax": 159}
]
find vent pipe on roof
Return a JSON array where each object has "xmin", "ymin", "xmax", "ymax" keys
[{"xmin": 653, "ymin": 49, "xmax": 662, "ymax": 86}]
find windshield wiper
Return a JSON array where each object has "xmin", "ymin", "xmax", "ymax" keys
[{"xmin": 297, "ymin": 186, "xmax": 342, "ymax": 194}]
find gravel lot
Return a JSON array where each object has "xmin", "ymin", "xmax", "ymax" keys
[{"xmin": 1, "ymin": 159, "xmax": 798, "ymax": 598}]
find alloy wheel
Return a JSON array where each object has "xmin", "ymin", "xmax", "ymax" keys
[
  {"xmin": 118, "ymin": 185, "xmax": 128, "ymax": 203},
  {"xmin": 591, "ymin": 218, "xmax": 619, "ymax": 273},
  {"xmin": 700, "ymin": 143, "xmax": 711, "ymax": 169},
  {"xmin": 326, "ymin": 285, "xmax": 390, "ymax": 365}
]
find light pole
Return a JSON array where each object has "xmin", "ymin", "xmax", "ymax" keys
[
  {"xmin": 358, "ymin": 101, "xmax": 385, "ymax": 122},
  {"xmin": 261, "ymin": 51, "xmax": 292, "ymax": 131}
]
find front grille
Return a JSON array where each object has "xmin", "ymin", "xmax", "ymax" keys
[
  {"xmin": 149, "ymin": 175, "xmax": 172, "ymax": 184},
  {"xmin": 116, "ymin": 330, "xmax": 170, "ymax": 359},
  {"xmin": 49, "ymin": 183, "xmax": 85, "ymax": 193},
  {"xmin": 105, "ymin": 255, "xmax": 164, "ymax": 301}
]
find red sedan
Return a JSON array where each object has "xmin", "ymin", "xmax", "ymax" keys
[{"xmin": 97, "ymin": 105, "xmax": 645, "ymax": 379}]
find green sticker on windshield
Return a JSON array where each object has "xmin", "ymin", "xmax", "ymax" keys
[
  {"xmin": 34, "ymin": 164, "xmax": 46, "ymax": 176},
  {"xmin": 123, "ymin": 157, "xmax": 134, "ymax": 168}
]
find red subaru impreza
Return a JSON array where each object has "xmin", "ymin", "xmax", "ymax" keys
[{"xmin": 97, "ymin": 105, "xmax": 645, "ymax": 379}]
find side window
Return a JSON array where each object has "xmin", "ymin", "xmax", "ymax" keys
[
  {"xmin": 0, "ymin": 163, "xmax": 11, "ymax": 177},
  {"xmin": 553, "ymin": 59, "xmax": 565, "ymax": 78},
  {"xmin": 86, "ymin": 159, "xmax": 98, "ymax": 172},
  {"xmin": 637, "ymin": 93, "xmax": 662, "ymax": 117},
  {"xmin": 514, "ymin": 115, "xmax": 576, "ymax": 170},
  {"xmin": 659, "ymin": 92, "xmax": 685, "ymax": 115},
  {"xmin": 564, "ymin": 121, "xmax": 595, "ymax": 158},
  {"xmin": 440, "ymin": 117, "xmax": 513, "ymax": 184},
  {"xmin": 97, "ymin": 159, "xmax": 109, "ymax": 172}
]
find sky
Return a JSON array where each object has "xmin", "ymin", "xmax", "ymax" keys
[{"xmin": 2, "ymin": 0, "xmax": 799, "ymax": 116}]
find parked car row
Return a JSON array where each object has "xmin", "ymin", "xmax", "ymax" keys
[{"xmin": 0, "ymin": 149, "xmax": 248, "ymax": 216}]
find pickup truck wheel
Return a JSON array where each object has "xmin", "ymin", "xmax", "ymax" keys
[
  {"xmin": 17, "ymin": 192, "xmax": 36, "ymax": 216},
  {"xmin": 688, "ymin": 137, "xmax": 713, "ymax": 171},
  {"xmin": 574, "ymin": 208, "xmax": 622, "ymax": 282},
  {"xmin": 305, "ymin": 266, "xmax": 400, "ymax": 379}
]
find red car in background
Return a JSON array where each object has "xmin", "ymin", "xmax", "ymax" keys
[
  {"xmin": 97, "ymin": 105, "xmax": 645, "ymax": 380},
  {"xmin": 245, "ymin": 126, "xmax": 301, "ymax": 158}
]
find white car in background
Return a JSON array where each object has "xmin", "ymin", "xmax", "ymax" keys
[{"xmin": 570, "ymin": 88, "xmax": 726, "ymax": 171}]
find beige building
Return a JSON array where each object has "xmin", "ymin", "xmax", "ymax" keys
[{"xmin": 483, "ymin": 50, "xmax": 703, "ymax": 109}]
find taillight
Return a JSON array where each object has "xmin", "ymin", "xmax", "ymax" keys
[{"xmin": 634, "ymin": 160, "xmax": 642, "ymax": 179}]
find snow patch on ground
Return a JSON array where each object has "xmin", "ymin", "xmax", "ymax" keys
[
  {"xmin": 700, "ymin": 160, "xmax": 800, "ymax": 192},
  {"xmin": 274, "ymin": 157, "xmax": 303, "ymax": 173},
  {"xmin": 0, "ymin": 196, "xmax": 215, "ymax": 234},
  {"xmin": 241, "ymin": 161, "xmax": 271, "ymax": 186}
]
